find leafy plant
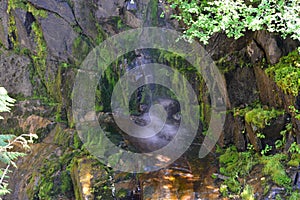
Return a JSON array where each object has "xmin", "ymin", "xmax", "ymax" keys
[
  {"xmin": 0, "ymin": 87, "xmax": 37, "ymax": 196},
  {"xmin": 261, "ymin": 144, "xmax": 272, "ymax": 155},
  {"xmin": 167, "ymin": 0, "xmax": 300, "ymax": 44},
  {"xmin": 288, "ymin": 142, "xmax": 300, "ymax": 154}
]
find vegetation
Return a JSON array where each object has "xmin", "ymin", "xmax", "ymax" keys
[
  {"xmin": 217, "ymin": 146, "xmax": 297, "ymax": 198},
  {"xmin": 266, "ymin": 50, "xmax": 300, "ymax": 96},
  {"xmin": 166, "ymin": 0, "xmax": 300, "ymax": 44},
  {"xmin": 0, "ymin": 87, "xmax": 37, "ymax": 196},
  {"xmin": 217, "ymin": 146, "xmax": 258, "ymax": 196},
  {"xmin": 261, "ymin": 154, "xmax": 291, "ymax": 190},
  {"xmin": 234, "ymin": 103, "xmax": 284, "ymax": 137},
  {"xmin": 244, "ymin": 106, "xmax": 284, "ymax": 129}
]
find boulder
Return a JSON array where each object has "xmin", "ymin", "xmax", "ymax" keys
[
  {"xmin": 253, "ymin": 66, "xmax": 284, "ymax": 108},
  {"xmin": 39, "ymin": 13, "xmax": 78, "ymax": 61},
  {"xmin": 0, "ymin": 50, "xmax": 33, "ymax": 96},
  {"xmin": 225, "ymin": 66, "xmax": 258, "ymax": 107},
  {"xmin": 254, "ymin": 30, "xmax": 283, "ymax": 64},
  {"xmin": 28, "ymin": 0, "xmax": 76, "ymax": 25}
]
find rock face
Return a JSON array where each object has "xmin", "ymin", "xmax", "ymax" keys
[
  {"xmin": 40, "ymin": 13, "xmax": 78, "ymax": 61},
  {"xmin": 0, "ymin": 0, "xmax": 9, "ymax": 48},
  {"xmin": 28, "ymin": 0, "xmax": 76, "ymax": 25},
  {"xmin": 225, "ymin": 66, "xmax": 258, "ymax": 107},
  {"xmin": 0, "ymin": 50, "xmax": 32, "ymax": 97},
  {"xmin": 0, "ymin": 0, "xmax": 300, "ymax": 199}
]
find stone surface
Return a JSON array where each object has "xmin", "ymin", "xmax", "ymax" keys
[
  {"xmin": 72, "ymin": 0, "xmax": 101, "ymax": 41},
  {"xmin": 95, "ymin": 0, "xmax": 123, "ymax": 20},
  {"xmin": 19, "ymin": 115, "xmax": 52, "ymax": 134},
  {"xmin": 0, "ymin": 50, "xmax": 33, "ymax": 96},
  {"xmin": 246, "ymin": 113, "xmax": 286, "ymax": 151},
  {"xmin": 124, "ymin": 10, "xmax": 142, "ymax": 28},
  {"xmin": 253, "ymin": 66, "xmax": 284, "ymax": 108},
  {"xmin": 225, "ymin": 66, "xmax": 258, "ymax": 107},
  {"xmin": 13, "ymin": 9, "xmax": 33, "ymax": 49},
  {"xmin": 39, "ymin": 13, "xmax": 78, "ymax": 61},
  {"xmin": 247, "ymin": 40, "xmax": 264, "ymax": 63},
  {"xmin": 0, "ymin": 0, "xmax": 9, "ymax": 48},
  {"xmin": 254, "ymin": 30, "xmax": 282, "ymax": 64},
  {"xmin": 71, "ymin": 157, "xmax": 111, "ymax": 200},
  {"xmin": 28, "ymin": 0, "xmax": 76, "ymax": 25},
  {"xmin": 206, "ymin": 32, "xmax": 254, "ymax": 61}
]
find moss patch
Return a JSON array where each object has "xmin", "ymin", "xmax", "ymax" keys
[{"xmin": 266, "ymin": 50, "xmax": 300, "ymax": 97}]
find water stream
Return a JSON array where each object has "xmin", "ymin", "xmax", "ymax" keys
[{"xmin": 102, "ymin": 0, "xmax": 221, "ymax": 199}]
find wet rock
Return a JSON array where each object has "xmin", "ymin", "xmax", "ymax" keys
[
  {"xmin": 71, "ymin": 157, "xmax": 111, "ymax": 200},
  {"xmin": 253, "ymin": 66, "xmax": 284, "ymax": 108},
  {"xmin": 5, "ymin": 140, "xmax": 73, "ymax": 200},
  {"xmin": 0, "ymin": 0, "xmax": 9, "ymax": 48},
  {"xmin": 13, "ymin": 9, "xmax": 33, "ymax": 49},
  {"xmin": 19, "ymin": 114, "xmax": 52, "ymax": 134},
  {"xmin": 95, "ymin": 0, "xmax": 123, "ymax": 20},
  {"xmin": 124, "ymin": 10, "xmax": 142, "ymax": 28},
  {"xmin": 261, "ymin": 114, "xmax": 286, "ymax": 147},
  {"xmin": 28, "ymin": 0, "xmax": 76, "ymax": 25},
  {"xmin": 71, "ymin": 158, "xmax": 94, "ymax": 200},
  {"xmin": 39, "ymin": 13, "xmax": 78, "ymax": 61},
  {"xmin": 246, "ymin": 121, "xmax": 262, "ymax": 151},
  {"xmin": 61, "ymin": 68, "xmax": 76, "ymax": 126},
  {"xmin": 266, "ymin": 186, "xmax": 285, "ymax": 199},
  {"xmin": 254, "ymin": 30, "xmax": 282, "ymax": 64},
  {"xmin": 246, "ymin": 114, "xmax": 286, "ymax": 152},
  {"xmin": 72, "ymin": 0, "xmax": 103, "ymax": 41},
  {"xmin": 0, "ymin": 49, "xmax": 33, "ymax": 96},
  {"xmin": 206, "ymin": 32, "xmax": 254, "ymax": 61},
  {"xmin": 225, "ymin": 66, "xmax": 258, "ymax": 107},
  {"xmin": 233, "ymin": 116, "xmax": 247, "ymax": 151},
  {"xmin": 247, "ymin": 40, "xmax": 264, "ymax": 63}
]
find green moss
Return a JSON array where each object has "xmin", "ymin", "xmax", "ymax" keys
[
  {"xmin": 149, "ymin": 0, "xmax": 158, "ymax": 26},
  {"xmin": 244, "ymin": 105, "xmax": 284, "ymax": 129},
  {"xmin": 219, "ymin": 146, "xmax": 258, "ymax": 177},
  {"xmin": 218, "ymin": 146, "xmax": 258, "ymax": 196},
  {"xmin": 260, "ymin": 154, "xmax": 291, "ymax": 189},
  {"xmin": 266, "ymin": 50, "xmax": 300, "ymax": 96},
  {"xmin": 72, "ymin": 35, "xmax": 91, "ymax": 64},
  {"xmin": 289, "ymin": 191, "xmax": 300, "ymax": 200},
  {"xmin": 60, "ymin": 171, "xmax": 72, "ymax": 193},
  {"xmin": 288, "ymin": 153, "xmax": 300, "ymax": 167},
  {"xmin": 73, "ymin": 132, "xmax": 83, "ymax": 149}
]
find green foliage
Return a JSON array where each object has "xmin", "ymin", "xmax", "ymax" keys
[
  {"xmin": 289, "ymin": 105, "xmax": 300, "ymax": 120},
  {"xmin": 218, "ymin": 146, "xmax": 258, "ymax": 196},
  {"xmin": 0, "ymin": 88, "xmax": 15, "ymax": 119},
  {"xmin": 261, "ymin": 144, "xmax": 272, "ymax": 156},
  {"xmin": 0, "ymin": 87, "xmax": 37, "ymax": 196},
  {"xmin": 219, "ymin": 146, "xmax": 258, "ymax": 177},
  {"xmin": 275, "ymin": 123, "xmax": 292, "ymax": 149},
  {"xmin": 266, "ymin": 50, "xmax": 300, "ymax": 96},
  {"xmin": 244, "ymin": 105, "xmax": 283, "ymax": 129},
  {"xmin": 287, "ymin": 153, "xmax": 300, "ymax": 167},
  {"xmin": 260, "ymin": 154, "xmax": 291, "ymax": 189},
  {"xmin": 289, "ymin": 191, "xmax": 300, "ymax": 200},
  {"xmin": 241, "ymin": 185, "xmax": 255, "ymax": 200},
  {"xmin": 288, "ymin": 142, "xmax": 300, "ymax": 154},
  {"xmin": 167, "ymin": 0, "xmax": 300, "ymax": 44}
]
